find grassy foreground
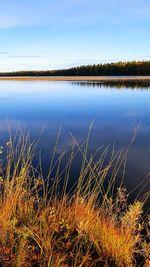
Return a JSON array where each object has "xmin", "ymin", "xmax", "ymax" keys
[{"xmin": 0, "ymin": 135, "xmax": 149, "ymax": 267}]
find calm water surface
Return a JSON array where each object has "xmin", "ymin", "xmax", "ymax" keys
[{"xmin": 0, "ymin": 80, "xmax": 149, "ymax": 202}]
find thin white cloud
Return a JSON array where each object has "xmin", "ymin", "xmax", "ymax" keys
[
  {"xmin": 0, "ymin": 0, "xmax": 149, "ymax": 71},
  {"xmin": 0, "ymin": 51, "xmax": 8, "ymax": 54},
  {"xmin": 9, "ymin": 55, "xmax": 44, "ymax": 59}
]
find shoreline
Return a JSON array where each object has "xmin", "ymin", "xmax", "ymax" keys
[{"xmin": 0, "ymin": 76, "xmax": 150, "ymax": 81}]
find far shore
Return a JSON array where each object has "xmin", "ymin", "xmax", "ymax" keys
[{"xmin": 0, "ymin": 76, "xmax": 150, "ymax": 81}]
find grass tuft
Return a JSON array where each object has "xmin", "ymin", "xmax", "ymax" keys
[{"xmin": 0, "ymin": 134, "xmax": 149, "ymax": 266}]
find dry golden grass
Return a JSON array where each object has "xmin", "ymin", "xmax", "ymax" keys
[
  {"xmin": 0, "ymin": 133, "xmax": 149, "ymax": 266},
  {"xmin": 0, "ymin": 76, "xmax": 150, "ymax": 81}
]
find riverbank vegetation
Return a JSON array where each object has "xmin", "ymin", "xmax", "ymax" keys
[
  {"xmin": 0, "ymin": 61, "xmax": 150, "ymax": 77},
  {"xmin": 0, "ymin": 134, "xmax": 149, "ymax": 266}
]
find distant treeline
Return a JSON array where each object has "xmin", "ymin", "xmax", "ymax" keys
[{"xmin": 0, "ymin": 61, "xmax": 150, "ymax": 76}]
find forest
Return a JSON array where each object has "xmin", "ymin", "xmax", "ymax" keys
[{"xmin": 0, "ymin": 61, "xmax": 150, "ymax": 76}]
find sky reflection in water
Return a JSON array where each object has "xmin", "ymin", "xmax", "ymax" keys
[{"xmin": 0, "ymin": 80, "xmax": 150, "ymax": 202}]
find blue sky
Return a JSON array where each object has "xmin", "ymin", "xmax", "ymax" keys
[{"xmin": 0, "ymin": 0, "xmax": 150, "ymax": 71}]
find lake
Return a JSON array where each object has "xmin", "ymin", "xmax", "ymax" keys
[{"xmin": 0, "ymin": 80, "xmax": 149, "ymax": 203}]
